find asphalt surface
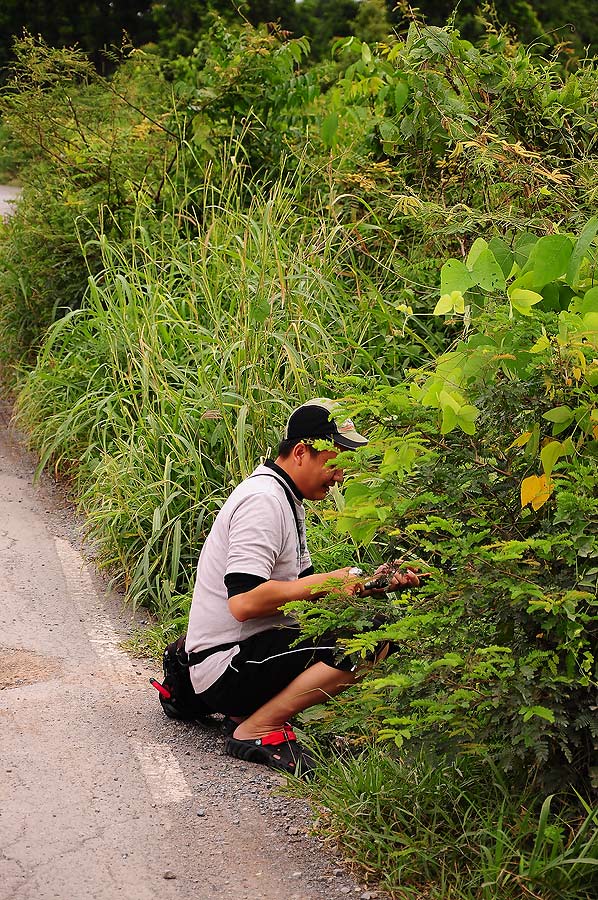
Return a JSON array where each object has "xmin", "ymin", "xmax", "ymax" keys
[
  {"xmin": 0, "ymin": 185, "xmax": 20, "ymax": 218},
  {"xmin": 0, "ymin": 403, "xmax": 381, "ymax": 900}
]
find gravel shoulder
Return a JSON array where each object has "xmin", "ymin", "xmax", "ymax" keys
[{"xmin": 0, "ymin": 399, "xmax": 383, "ymax": 900}]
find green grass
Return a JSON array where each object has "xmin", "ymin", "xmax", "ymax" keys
[
  {"xmin": 290, "ymin": 747, "xmax": 598, "ymax": 900},
  {"xmin": 14, "ymin": 164, "xmax": 426, "ymax": 615}
]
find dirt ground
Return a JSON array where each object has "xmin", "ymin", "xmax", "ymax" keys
[{"xmin": 0, "ymin": 401, "xmax": 384, "ymax": 900}]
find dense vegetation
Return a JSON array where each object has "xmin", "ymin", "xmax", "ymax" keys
[
  {"xmin": 1, "ymin": 0, "xmax": 597, "ymax": 78},
  {"xmin": 1, "ymin": 10, "xmax": 597, "ymax": 899}
]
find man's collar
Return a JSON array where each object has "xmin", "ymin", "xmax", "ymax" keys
[{"xmin": 263, "ymin": 459, "xmax": 304, "ymax": 501}]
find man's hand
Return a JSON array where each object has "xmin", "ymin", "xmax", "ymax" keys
[
  {"xmin": 362, "ymin": 561, "xmax": 431, "ymax": 596},
  {"xmin": 323, "ymin": 564, "xmax": 423, "ymax": 598},
  {"xmin": 326, "ymin": 567, "xmax": 365, "ymax": 597}
]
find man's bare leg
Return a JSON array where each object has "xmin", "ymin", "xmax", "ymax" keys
[{"xmin": 232, "ymin": 662, "xmax": 355, "ymax": 740}]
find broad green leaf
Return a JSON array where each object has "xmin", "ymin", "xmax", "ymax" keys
[
  {"xmin": 344, "ymin": 482, "xmax": 373, "ymax": 503},
  {"xmin": 580, "ymin": 286, "xmax": 598, "ymax": 315},
  {"xmin": 471, "ymin": 248, "xmax": 506, "ymax": 292},
  {"xmin": 337, "ymin": 517, "xmax": 378, "ymax": 544},
  {"xmin": 566, "ymin": 217, "xmax": 598, "ymax": 287},
  {"xmin": 524, "ymin": 423, "xmax": 541, "ymax": 459},
  {"xmin": 467, "ymin": 334, "xmax": 497, "ymax": 350},
  {"xmin": 544, "ymin": 406, "xmax": 574, "ymax": 437},
  {"xmin": 510, "ymin": 288, "xmax": 543, "ymax": 316},
  {"xmin": 456, "ymin": 404, "xmax": 479, "ymax": 435},
  {"xmin": 436, "ymin": 350, "xmax": 464, "ymax": 376},
  {"xmin": 380, "ymin": 444, "xmax": 417, "ymax": 475},
  {"xmin": 409, "ymin": 382, "xmax": 422, "ymax": 402},
  {"xmin": 441, "ymin": 404, "xmax": 457, "ymax": 434},
  {"xmin": 525, "ymin": 234, "xmax": 573, "ymax": 289},
  {"xmin": 394, "ymin": 80, "xmax": 409, "ymax": 113},
  {"xmin": 540, "ymin": 440, "xmax": 563, "ymax": 478},
  {"xmin": 440, "ymin": 259, "xmax": 474, "ymax": 296},
  {"xmin": 379, "ymin": 120, "xmax": 400, "ymax": 143},
  {"xmin": 321, "ymin": 111, "xmax": 339, "ymax": 148},
  {"xmin": 513, "ymin": 231, "xmax": 539, "ymax": 268},
  {"xmin": 539, "ymin": 282, "xmax": 560, "ymax": 312},
  {"xmin": 420, "ymin": 378, "xmax": 443, "ymax": 408},
  {"xmin": 439, "ymin": 389, "xmax": 461, "ymax": 413},
  {"xmin": 466, "ymin": 238, "xmax": 487, "ymax": 270},
  {"xmin": 509, "ymin": 271, "xmax": 537, "ymax": 293},
  {"xmin": 488, "ymin": 236, "xmax": 515, "ymax": 278},
  {"xmin": 583, "ymin": 311, "xmax": 598, "ymax": 333},
  {"xmin": 543, "ymin": 406, "xmax": 574, "ymax": 424}
]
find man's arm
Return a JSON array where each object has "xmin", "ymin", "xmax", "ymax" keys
[{"xmin": 228, "ymin": 568, "xmax": 354, "ymax": 622}]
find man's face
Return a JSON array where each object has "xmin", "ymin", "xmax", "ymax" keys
[{"xmin": 298, "ymin": 448, "xmax": 344, "ymax": 501}]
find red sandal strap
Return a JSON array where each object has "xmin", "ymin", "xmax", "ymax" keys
[{"xmin": 259, "ymin": 727, "xmax": 296, "ymax": 746}]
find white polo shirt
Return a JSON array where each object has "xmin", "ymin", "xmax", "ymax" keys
[{"xmin": 185, "ymin": 463, "xmax": 312, "ymax": 693}]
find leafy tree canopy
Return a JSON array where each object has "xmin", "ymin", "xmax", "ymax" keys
[{"xmin": 0, "ymin": 1, "xmax": 596, "ymax": 79}]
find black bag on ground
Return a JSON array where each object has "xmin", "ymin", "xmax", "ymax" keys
[{"xmin": 159, "ymin": 635, "xmax": 215, "ymax": 721}]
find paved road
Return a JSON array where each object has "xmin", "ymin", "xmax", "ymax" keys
[
  {"xmin": 0, "ymin": 407, "xmax": 370, "ymax": 900},
  {"xmin": 0, "ymin": 185, "xmax": 20, "ymax": 218}
]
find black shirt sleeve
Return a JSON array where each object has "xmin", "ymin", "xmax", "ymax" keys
[
  {"xmin": 224, "ymin": 572, "xmax": 267, "ymax": 598},
  {"xmin": 225, "ymin": 566, "xmax": 314, "ymax": 598}
]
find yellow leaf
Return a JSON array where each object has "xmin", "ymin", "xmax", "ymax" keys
[
  {"xmin": 521, "ymin": 474, "xmax": 553, "ymax": 511},
  {"xmin": 507, "ymin": 431, "xmax": 532, "ymax": 450},
  {"xmin": 529, "ymin": 335, "xmax": 550, "ymax": 354},
  {"xmin": 434, "ymin": 293, "xmax": 454, "ymax": 315}
]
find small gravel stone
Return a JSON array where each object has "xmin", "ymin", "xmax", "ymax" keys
[
  {"xmin": 334, "ymin": 868, "xmax": 344, "ymax": 877},
  {"xmin": 197, "ymin": 809, "xmax": 206, "ymax": 817},
  {"xmin": 162, "ymin": 871, "xmax": 177, "ymax": 880},
  {"xmin": 340, "ymin": 888, "xmax": 351, "ymax": 895},
  {"xmin": 287, "ymin": 826, "xmax": 299, "ymax": 835}
]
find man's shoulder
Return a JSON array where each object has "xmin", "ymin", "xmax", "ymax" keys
[{"xmin": 225, "ymin": 468, "xmax": 288, "ymax": 511}]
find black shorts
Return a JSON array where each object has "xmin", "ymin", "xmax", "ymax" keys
[{"xmin": 196, "ymin": 625, "xmax": 354, "ymax": 718}]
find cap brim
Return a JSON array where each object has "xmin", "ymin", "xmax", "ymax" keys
[{"xmin": 333, "ymin": 432, "xmax": 368, "ymax": 450}]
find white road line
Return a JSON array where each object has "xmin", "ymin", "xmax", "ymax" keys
[
  {"xmin": 55, "ymin": 538, "xmax": 193, "ymax": 804},
  {"xmin": 130, "ymin": 741, "xmax": 193, "ymax": 804},
  {"xmin": 54, "ymin": 538, "xmax": 132, "ymax": 680}
]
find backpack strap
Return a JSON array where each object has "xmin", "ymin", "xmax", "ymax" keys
[
  {"xmin": 185, "ymin": 641, "xmax": 240, "ymax": 667},
  {"xmin": 249, "ymin": 472, "xmax": 307, "ymax": 557},
  {"xmin": 249, "ymin": 471, "xmax": 302, "ymax": 547},
  {"xmin": 168, "ymin": 635, "xmax": 240, "ymax": 668}
]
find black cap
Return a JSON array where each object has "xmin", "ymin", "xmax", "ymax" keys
[{"xmin": 284, "ymin": 398, "xmax": 368, "ymax": 450}]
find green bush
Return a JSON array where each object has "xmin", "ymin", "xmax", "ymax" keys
[{"xmin": 288, "ymin": 222, "xmax": 598, "ymax": 790}]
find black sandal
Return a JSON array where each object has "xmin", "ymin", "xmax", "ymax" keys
[{"xmin": 224, "ymin": 725, "xmax": 316, "ymax": 777}]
